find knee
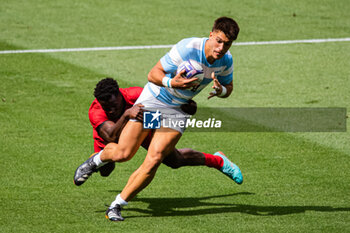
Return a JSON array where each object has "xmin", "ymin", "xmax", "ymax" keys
[
  {"xmin": 143, "ymin": 152, "xmax": 163, "ymax": 173},
  {"xmin": 163, "ymin": 148, "xmax": 198, "ymax": 169},
  {"xmin": 177, "ymin": 148, "xmax": 193, "ymax": 158},
  {"xmin": 112, "ymin": 152, "xmax": 131, "ymax": 162},
  {"xmin": 162, "ymin": 154, "xmax": 182, "ymax": 169},
  {"xmin": 162, "ymin": 148, "xmax": 192, "ymax": 169},
  {"xmin": 163, "ymin": 161, "xmax": 180, "ymax": 169},
  {"xmin": 149, "ymin": 152, "xmax": 163, "ymax": 167},
  {"xmin": 104, "ymin": 143, "xmax": 134, "ymax": 162},
  {"xmin": 112, "ymin": 148, "xmax": 134, "ymax": 162}
]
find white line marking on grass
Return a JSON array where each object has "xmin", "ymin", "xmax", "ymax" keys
[
  {"xmin": 235, "ymin": 37, "xmax": 350, "ymax": 46},
  {"xmin": 0, "ymin": 45, "xmax": 173, "ymax": 54},
  {"xmin": 1, "ymin": 38, "xmax": 350, "ymax": 54}
]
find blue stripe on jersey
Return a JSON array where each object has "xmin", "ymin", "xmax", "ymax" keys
[
  {"xmin": 159, "ymin": 88, "xmax": 188, "ymax": 105},
  {"xmin": 161, "ymin": 54, "xmax": 176, "ymax": 73},
  {"xmin": 147, "ymin": 83, "xmax": 188, "ymax": 106},
  {"xmin": 217, "ymin": 73, "xmax": 232, "ymax": 86}
]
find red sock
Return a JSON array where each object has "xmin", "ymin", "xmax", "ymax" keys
[{"xmin": 203, "ymin": 152, "xmax": 224, "ymax": 170}]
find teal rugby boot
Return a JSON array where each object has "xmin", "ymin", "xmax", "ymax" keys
[{"xmin": 215, "ymin": 151, "xmax": 243, "ymax": 184}]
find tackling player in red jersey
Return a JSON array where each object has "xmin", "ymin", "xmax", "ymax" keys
[
  {"xmin": 83, "ymin": 77, "xmax": 228, "ymax": 178},
  {"xmin": 89, "ymin": 86, "xmax": 144, "ymax": 153}
]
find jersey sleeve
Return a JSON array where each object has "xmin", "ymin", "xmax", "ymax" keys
[{"xmin": 217, "ymin": 54, "xmax": 234, "ymax": 85}]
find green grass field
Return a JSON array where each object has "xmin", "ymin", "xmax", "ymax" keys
[{"xmin": 1, "ymin": 0, "xmax": 349, "ymax": 232}]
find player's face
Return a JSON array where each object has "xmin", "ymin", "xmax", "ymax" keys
[
  {"xmin": 99, "ymin": 93, "xmax": 125, "ymax": 121},
  {"xmin": 206, "ymin": 30, "xmax": 233, "ymax": 63}
]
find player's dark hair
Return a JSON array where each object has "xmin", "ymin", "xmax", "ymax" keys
[
  {"xmin": 94, "ymin": 77, "xmax": 120, "ymax": 102},
  {"xmin": 212, "ymin": 16, "xmax": 240, "ymax": 41}
]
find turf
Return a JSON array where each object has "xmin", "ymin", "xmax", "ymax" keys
[{"xmin": 0, "ymin": 0, "xmax": 350, "ymax": 232}]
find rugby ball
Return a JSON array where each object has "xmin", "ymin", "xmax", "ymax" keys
[{"xmin": 176, "ymin": 60, "xmax": 204, "ymax": 85}]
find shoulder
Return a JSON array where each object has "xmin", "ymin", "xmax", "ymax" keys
[
  {"xmin": 120, "ymin": 87, "xmax": 143, "ymax": 104},
  {"xmin": 215, "ymin": 51, "xmax": 233, "ymax": 70},
  {"xmin": 89, "ymin": 99, "xmax": 108, "ymax": 127},
  {"xmin": 176, "ymin": 37, "xmax": 202, "ymax": 48},
  {"xmin": 223, "ymin": 51, "xmax": 233, "ymax": 64},
  {"xmin": 174, "ymin": 37, "xmax": 205, "ymax": 54},
  {"xmin": 89, "ymin": 99, "xmax": 102, "ymax": 113},
  {"xmin": 167, "ymin": 37, "xmax": 205, "ymax": 62},
  {"xmin": 120, "ymin": 86, "xmax": 143, "ymax": 96},
  {"xmin": 161, "ymin": 37, "xmax": 206, "ymax": 73}
]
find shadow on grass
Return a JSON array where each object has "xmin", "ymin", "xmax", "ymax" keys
[{"xmin": 110, "ymin": 192, "xmax": 350, "ymax": 218}]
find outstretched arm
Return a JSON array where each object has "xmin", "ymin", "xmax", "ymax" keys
[{"xmin": 208, "ymin": 72, "xmax": 233, "ymax": 99}]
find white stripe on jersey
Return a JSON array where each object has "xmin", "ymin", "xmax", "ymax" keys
[
  {"xmin": 168, "ymin": 45, "xmax": 183, "ymax": 67},
  {"xmin": 220, "ymin": 61, "xmax": 234, "ymax": 77},
  {"xmin": 186, "ymin": 38, "xmax": 202, "ymax": 50}
]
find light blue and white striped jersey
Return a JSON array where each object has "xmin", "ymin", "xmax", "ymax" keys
[{"xmin": 147, "ymin": 37, "xmax": 234, "ymax": 106}]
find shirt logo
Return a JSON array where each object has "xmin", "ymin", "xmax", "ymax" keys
[{"xmin": 143, "ymin": 110, "xmax": 161, "ymax": 129}]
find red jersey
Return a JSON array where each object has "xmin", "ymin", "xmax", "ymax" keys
[{"xmin": 89, "ymin": 87, "xmax": 143, "ymax": 152}]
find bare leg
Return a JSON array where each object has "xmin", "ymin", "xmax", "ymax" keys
[
  {"xmin": 120, "ymin": 128, "xmax": 182, "ymax": 202},
  {"xmin": 100, "ymin": 121, "xmax": 150, "ymax": 162},
  {"xmin": 73, "ymin": 121, "xmax": 150, "ymax": 186},
  {"xmin": 162, "ymin": 148, "xmax": 206, "ymax": 168}
]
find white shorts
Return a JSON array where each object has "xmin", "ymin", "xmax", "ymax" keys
[{"xmin": 134, "ymin": 83, "xmax": 190, "ymax": 134}]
